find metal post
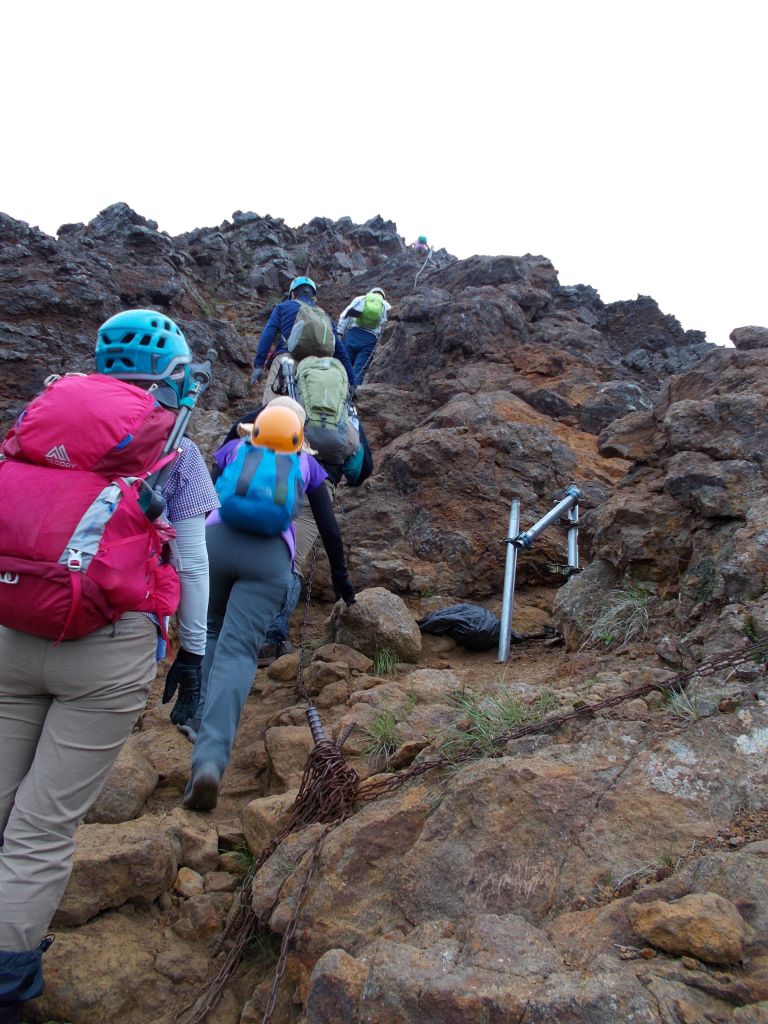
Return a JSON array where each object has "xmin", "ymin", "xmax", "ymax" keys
[
  {"xmin": 498, "ymin": 498, "xmax": 521, "ymax": 663},
  {"xmin": 514, "ymin": 485, "xmax": 582, "ymax": 550},
  {"xmin": 567, "ymin": 502, "xmax": 579, "ymax": 572}
]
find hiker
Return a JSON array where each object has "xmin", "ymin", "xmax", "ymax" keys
[
  {"xmin": 185, "ymin": 396, "xmax": 369, "ymax": 676},
  {"xmin": 337, "ymin": 287, "xmax": 391, "ymax": 386},
  {"xmin": 410, "ymin": 235, "xmax": 430, "ymax": 253},
  {"xmin": 250, "ymin": 276, "xmax": 355, "ymax": 400},
  {"xmin": 0, "ymin": 310, "xmax": 218, "ymax": 1022},
  {"xmin": 183, "ymin": 402, "xmax": 355, "ymax": 810}
]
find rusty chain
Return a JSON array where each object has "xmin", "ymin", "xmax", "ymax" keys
[
  {"xmin": 188, "ymin": 634, "xmax": 768, "ymax": 1023},
  {"xmin": 188, "ymin": 496, "xmax": 768, "ymax": 1024}
]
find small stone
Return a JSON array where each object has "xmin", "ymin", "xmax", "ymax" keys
[
  {"xmin": 174, "ymin": 867, "xmax": 205, "ymax": 899},
  {"xmin": 266, "ymin": 652, "xmax": 300, "ymax": 682},
  {"xmin": 158, "ymin": 892, "xmax": 173, "ymax": 912},
  {"xmin": 640, "ymin": 947, "xmax": 657, "ymax": 959},
  {"xmin": 728, "ymin": 836, "xmax": 745, "ymax": 846},
  {"xmin": 628, "ymin": 892, "xmax": 747, "ymax": 964},
  {"xmin": 719, "ymin": 697, "xmax": 737, "ymax": 713},
  {"xmin": 682, "ymin": 956, "xmax": 698, "ymax": 970},
  {"xmin": 204, "ymin": 871, "xmax": 237, "ymax": 894}
]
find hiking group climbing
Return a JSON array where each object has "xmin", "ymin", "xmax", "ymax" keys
[{"xmin": 0, "ymin": 275, "xmax": 377, "ymax": 1015}]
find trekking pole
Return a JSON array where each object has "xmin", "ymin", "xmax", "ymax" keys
[
  {"xmin": 279, "ymin": 357, "xmax": 299, "ymax": 402},
  {"xmin": 498, "ymin": 498, "xmax": 521, "ymax": 663},
  {"xmin": 144, "ymin": 349, "xmax": 217, "ymax": 521}
]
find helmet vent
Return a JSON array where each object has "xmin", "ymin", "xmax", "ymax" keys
[{"xmin": 139, "ymin": 335, "xmax": 153, "ymax": 346}]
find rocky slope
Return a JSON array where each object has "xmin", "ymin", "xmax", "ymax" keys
[{"xmin": 1, "ymin": 205, "xmax": 767, "ymax": 1024}]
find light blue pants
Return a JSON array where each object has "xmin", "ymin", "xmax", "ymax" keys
[{"xmin": 192, "ymin": 525, "xmax": 290, "ymax": 777}]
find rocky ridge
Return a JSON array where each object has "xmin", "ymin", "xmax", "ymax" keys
[{"xmin": 1, "ymin": 204, "xmax": 767, "ymax": 1024}]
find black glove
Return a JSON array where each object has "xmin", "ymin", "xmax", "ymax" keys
[
  {"xmin": 332, "ymin": 573, "xmax": 356, "ymax": 606},
  {"xmin": 162, "ymin": 649, "xmax": 203, "ymax": 727}
]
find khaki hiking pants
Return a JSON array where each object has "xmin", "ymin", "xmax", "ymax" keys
[
  {"xmin": 262, "ymin": 353, "xmax": 293, "ymax": 406},
  {"xmin": 294, "ymin": 479, "xmax": 335, "ymax": 579},
  {"xmin": 0, "ymin": 613, "xmax": 157, "ymax": 951}
]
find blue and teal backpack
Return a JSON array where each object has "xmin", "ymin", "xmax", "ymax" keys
[{"xmin": 216, "ymin": 443, "xmax": 303, "ymax": 536}]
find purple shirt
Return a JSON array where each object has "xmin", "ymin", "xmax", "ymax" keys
[{"xmin": 207, "ymin": 440, "xmax": 327, "ymax": 563}]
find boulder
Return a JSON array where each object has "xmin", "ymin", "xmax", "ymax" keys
[
  {"xmin": 54, "ymin": 819, "xmax": 180, "ymax": 926},
  {"xmin": 242, "ymin": 790, "xmax": 299, "ymax": 855},
  {"xmin": 312, "ymin": 643, "xmax": 373, "ymax": 673},
  {"xmin": 84, "ymin": 738, "xmax": 159, "ymax": 824},
  {"xmin": 264, "ymin": 725, "xmax": 314, "ymax": 791},
  {"xmin": 730, "ymin": 325, "xmax": 768, "ymax": 351},
  {"xmin": 628, "ymin": 892, "xmax": 747, "ymax": 964},
  {"xmin": 326, "ymin": 588, "xmax": 422, "ymax": 662}
]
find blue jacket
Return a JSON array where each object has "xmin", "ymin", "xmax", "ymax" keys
[{"xmin": 253, "ymin": 298, "xmax": 355, "ymax": 384}]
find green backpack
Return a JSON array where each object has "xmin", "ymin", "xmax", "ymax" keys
[
  {"xmin": 295, "ymin": 357, "xmax": 358, "ymax": 466},
  {"xmin": 286, "ymin": 302, "xmax": 335, "ymax": 360},
  {"xmin": 357, "ymin": 292, "xmax": 385, "ymax": 330}
]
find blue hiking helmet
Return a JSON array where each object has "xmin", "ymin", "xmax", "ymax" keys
[
  {"xmin": 288, "ymin": 276, "xmax": 317, "ymax": 297},
  {"xmin": 418, "ymin": 235, "xmax": 428, "ymax": 244},
  {"xmin": 96, "ymin": 309, "xmax": 192, "ymax": 399}
]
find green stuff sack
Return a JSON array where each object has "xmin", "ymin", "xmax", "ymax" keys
[
  {"xmin": 286, "ymin": 303, "xmax": 335, "ymax": 360},
  {"xmin": 356, "ymin": 291, "xmax": 385, "ymax": 330},
  {"xmin": 296, "ymin": 356, "xmax": 357, "ymax": 466}
]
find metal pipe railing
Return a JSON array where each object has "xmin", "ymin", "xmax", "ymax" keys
[
  {"xmin": 498, "ymin": 485, "xmax": 583, "ymax": 662},
  {"xmin": 498, "ymin": 499, "xmax": 521, "ymax": 663}
]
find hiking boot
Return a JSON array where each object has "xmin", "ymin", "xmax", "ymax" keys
[
  {"xmin": 257, "ymin": 642, "xmax": 278, "ymax": 668},
  {"xmin": 183, "ymin": 762, "xmax": 222, "ymax": 812},
  {"xmin": 257, "ymin": 640, "xmax": 295, "ymax": 668}
]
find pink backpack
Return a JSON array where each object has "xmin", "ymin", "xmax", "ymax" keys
[{"xmin": 0, "ymin": 374, "xmax": 180, "ymax": 642}]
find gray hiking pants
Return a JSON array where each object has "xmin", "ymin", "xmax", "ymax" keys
[
  {"xmin": 0, "ymin": 614, "xmax": 157, "ymax": 951},
  {"xmin": 193, "ymin": 525, "xmax": 291, "ymax": 777}
]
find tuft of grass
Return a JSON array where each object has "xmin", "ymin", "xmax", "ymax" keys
[
  {"xmin": 580, "ymin": 580, "xmax": 656, "ymax": 651},
  {"xmin": 402, "ymin": 691, "xmax": 418, "ymax": 714},
  {"xmin": 443, "ymin": 689, "xmax": 561, "ymax": 759},
  {"xmin": 246, "ymin": 927, "xmax": 282, "ymax": 968},
  {"xmin": 665, "ymin": 685, "xmax": 705, "ymax": 722},
  {"xmin": 372, "ymin": 647, "xmax": 399, "ymax": 677},
  {"xmin": 745, "ymin": 615, "xmax": 768, "ymax": 664},
  {"xmin": 361, "ymin": 709, "xmax": 403, "ymax": 767},
  {"xmin": 228, "ymin": 841, "xmax": 258, "ymax": 877}
]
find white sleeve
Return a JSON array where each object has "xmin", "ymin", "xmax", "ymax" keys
[{"xmin": 171, "ymin": 515, "xmax": 209, "ymax": 655}]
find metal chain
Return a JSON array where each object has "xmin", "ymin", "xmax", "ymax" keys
[
  {"xmin": 188, "ymin": 608, "xmax": 768, "ymax": 1024},
  {"xmin": 357, "ymin": 635, "xmax": 768, "ymax": 801},
  {"xmin": 295, "ymin": 537, "xmax": 321, "ymax": 705}
]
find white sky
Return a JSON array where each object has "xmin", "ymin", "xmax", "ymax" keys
[{"xmin": 2, "ymin": 0, "xmax": 766, "ymax": 345}]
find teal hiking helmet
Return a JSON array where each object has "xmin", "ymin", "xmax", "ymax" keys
[
  {"xmin": 418, "ymin": 235, "xmax": 428, "ymax": 244},
  {"xmin": 288, "ymin": 276, "xmax": 317, "ymax": 297},
  {"xmin": 96, "ymin": 310, "xmax": 192, "ymax": 398}
]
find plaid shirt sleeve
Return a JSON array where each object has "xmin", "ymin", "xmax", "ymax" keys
[{"xmin": 164, "ymin": 437, "xmax": 220, "ymax": 522}]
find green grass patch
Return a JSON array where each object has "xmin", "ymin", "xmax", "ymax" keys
[
  {"xmin": 443, "ymin": 689, "xmax": 560, "ymax": 759},
  {"xmin": 372, "ymin": 647, "xmax": 399, "ymax": 677},
  {"xmin": 361, "ymin": 709, "xmax": 403, "ymax": 767},
  {"xmin": 580, "ymin": 580, "xmax": 656, "ymax": 651},
  {"xmin": 664, "ymin": 685, "xmax": 705, "ymax": 722}
]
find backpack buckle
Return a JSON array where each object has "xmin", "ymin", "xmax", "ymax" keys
[
  {"xmin": 66, "ymin": 549, "xmax": 84, "ymax": 572},
  {"xmin": 0, "ymin": 572, "xmax": 19, "ymax": 585}
]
